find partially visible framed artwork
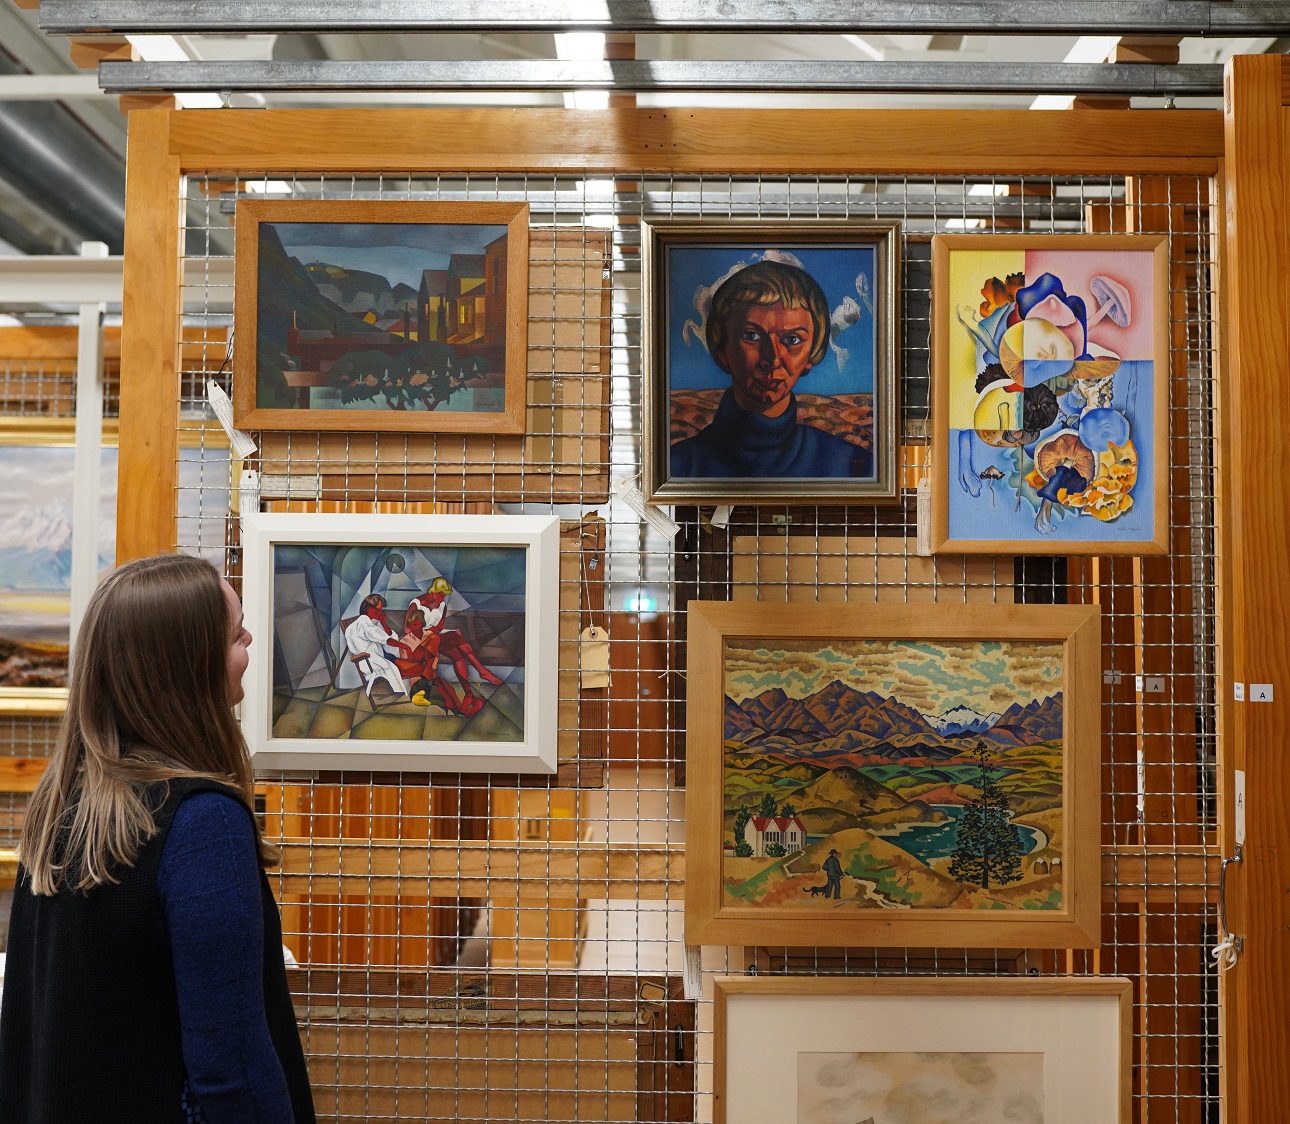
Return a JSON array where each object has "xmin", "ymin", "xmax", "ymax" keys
[
  {"xmin": 234, "ymin": 200, "xmax": 530, "ymax": 435},
  {"xmin": 714, "ymin": 975, "xmax": 1132, "ymax": 1124},
  {"xmin": 642, "ymin": 219, "xmax": 900, "ymax": 505},
  {"xmin": 240, "ymin": 512, "xmax": 559, "ymax": 773},
  {"xmin": 931, "ymin": 233, "xmax": 1169, "ymax": 554},
  {"xmin": 685, "ymin": 601, "xmax": 1100, "ymax": 948},
  {"xmin": 0, "ymin": 422, "xmax": 229, "ymax": 714}
]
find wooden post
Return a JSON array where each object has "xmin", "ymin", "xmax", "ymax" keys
[
  {"xmin": 1220, "ymin": 53, "xmax": 1290, "ymax": 1124},
  {"xmin": 117, "ymin": 104, "xmax": 181, "ymax": 563}
]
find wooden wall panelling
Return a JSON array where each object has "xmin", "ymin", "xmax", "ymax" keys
[
  {"xmin": 1220, "ymin": 53, "xmax": 1290, "ymax": 1124},
  {"xmin": 607, "ymin": 610, "xmax": 673, "ymax": 763},
  {"xmin": 488, "ymin": 786, "xmax": 585, "ymax": 970},
  {"xmin": 289, "ymin": 971, "xmax": 691, "ymax": 1124},
  {"xmin": 255, "ymin": 229, "xmax": 611, "ymax": 505}
]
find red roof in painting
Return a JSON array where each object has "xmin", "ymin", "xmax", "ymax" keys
[{"xmin": 750, "ymin": 816, "xmax": 806, "ymax": 832}]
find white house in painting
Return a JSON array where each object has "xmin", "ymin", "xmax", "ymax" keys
[{"xmin": 745, "ymin": 815, "xmax": 807, "ymax": 857}]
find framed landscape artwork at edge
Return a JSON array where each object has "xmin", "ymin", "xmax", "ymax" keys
[
  {"xmin": 233, "ymin": 199, "xmax": 530, "ymax": 434},
  {"xmin": 240, "ymin": 512, "xmax": 559, "ymax": 773},
  {"xmin": 684, "ymin": 600, "xmax": 1100, "ymax": 948},
  {"xmin": 713, "ymin": 976, "xmax": 1132, "ymax": 1124},
  {"xmin": 641, "ymin": 219, "xmax": 900, "ymax": 505},
  {"xmin": 931, "ymin": 233, "xmax": 1169, "ymax": 554}
]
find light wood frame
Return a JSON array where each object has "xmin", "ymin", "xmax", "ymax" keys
[
  {"xmin": 0, "ymin": 419, "xmax": 228, "ymax": 716},
  {"xmin": 712, "ymin": 974, "xmax": 1132, "ymax": 1124},
  {"xmin": 930, "ymin": 232, "xmax": 1170, "ymax": 555},
  {"xmin": 241, "ymin": 511, "xmax": 560, "ymax": 774},
  {"xmin": 685, "ymin": 600, "xmax": 1101, "ymax": 948},
  {"xmin": 233, "ymin": 199, "xmax": 530, "ymax": 435},
  {"xmin": 641, "ymin": 218, "xmax": 901, "ymax": 505}
]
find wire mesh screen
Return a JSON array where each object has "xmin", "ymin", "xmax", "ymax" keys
[{"xmin": 7, "ymin": 170, "xmax": 1217, "ymax": 1123}]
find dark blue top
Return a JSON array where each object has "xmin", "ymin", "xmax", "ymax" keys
[
  {"xmin": 670, "ymin": 389, "xmax": 874, "ymax": 480},
  {"xmin": 157, "ymin": 792, "xmax": 295, "ymax": 1124}
]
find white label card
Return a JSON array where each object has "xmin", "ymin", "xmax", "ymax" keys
[
  {"xmin": 915, "ymin": 478, "xmax": 932, "ymax": 556},
  {"xmin": 1234, "ymin": 769, "xmax": 1246, "ymax": 846},
  {"xmin": 615, "ymin": 478, "xmax": 681, "ymax": 540},
  {"xmin": 206, "ymin": 380, "xmax": 258, "ymax": 459}
]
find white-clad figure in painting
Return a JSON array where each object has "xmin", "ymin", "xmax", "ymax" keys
[{"xmin": 342, "ymin": 593, "xmax": 409, "ymax": 700}]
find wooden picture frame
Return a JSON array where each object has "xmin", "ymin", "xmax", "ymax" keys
[
  {"xmin": 642, "ymin": 219, "xmax": 901, "ymax": 505},
  {"xmin": 241, "ymin": 511, "xmax": 559, "ymax": 774},
  {"xmin": 233, "ymin": 199, "xmax": 530, "ymax": 435},
  {"xmin": 0, "ymin": 420, "xmax": 230, "ymax": 715},
  {"xmin": 931, "ymin": 233, "xmax": 1169, "ymax": 554},
  {"xmin": 713, "ymin": 975, "xmax": 1132, "ymax": 1124},
  {"xmin": 685, "ymin": 600, "xmax": 1101, "ymax": 948}
]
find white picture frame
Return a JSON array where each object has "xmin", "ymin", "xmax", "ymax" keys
[
  {"xmin": 241, "ymin": 511, "xmax": 560, "ymax": 774},
  {"xmin": 713, "ymin": 975, "xmax": 1131, "ymax": 1124}
]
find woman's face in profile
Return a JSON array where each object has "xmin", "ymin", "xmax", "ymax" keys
[
  {"xmin": 220, "ymin": 578, "xmax": 252, "ymax": 706},
  {"xmin": 718, "ymin": 299, "xmax": 815, "ymax": 418}
]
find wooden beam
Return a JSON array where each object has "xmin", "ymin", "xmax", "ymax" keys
[
  {"xmin": 164, "ymin": 107, "xmax": 1223, "ymax": 176},
  {"xmin": 117, "ymin": 105, "xmax": 181, "ymax": 562},
  {"xmin": 1221, "ymin": 52, "xmax": 1290, "ymax": 1124}
]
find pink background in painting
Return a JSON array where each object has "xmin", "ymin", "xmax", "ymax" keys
[{"xmin": 1026, "ymin": 248, "xmax": 1156, "ymax": 360}]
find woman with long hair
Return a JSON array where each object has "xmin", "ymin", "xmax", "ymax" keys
[{"xmin": 0, "ymin": 553, "xmax": 315, "ymax": 1123}]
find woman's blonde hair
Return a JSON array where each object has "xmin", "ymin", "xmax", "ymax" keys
[{"xmin": 21, "ymin": 553, "xmax": 274, "ymax": 894}]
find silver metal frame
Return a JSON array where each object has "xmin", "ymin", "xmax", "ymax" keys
[
  {"xmin": 97, "ymin": 58, "xmax": 1226, "ymax": 97},
  {"xmin": 39, "ymin": 0, "xmax": 1290, "ymax": 37}
]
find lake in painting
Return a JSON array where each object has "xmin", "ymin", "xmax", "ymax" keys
[{"xmin": 722, "ymin": 637, "xmax": 1065, "ymax": 912}]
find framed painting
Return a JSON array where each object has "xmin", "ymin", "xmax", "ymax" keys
[
  {"xmin": 684, "ymin": 600, "xmax": 1100, "ymax": 948},
  {"xmin": 0, "ymin": 421, "xmax": 229, "ymax": 715},
  {"xmin": 641, "ymin": 219, "xmax": 900, "ymax": 505},
  {"xmin": 240, "ymin": 512, "xmax": 559, "ymax": 773},
  {"xmin": 931, "ymin": 233, "xmax": 1169, "ymax": 554},
  {"xmin": 233, "ymin": 199, "xmax": 530, "ymax": 435},
  {"xmin": 713, "ymin": 975, "xmax": 1132, "ymax": 1124}
]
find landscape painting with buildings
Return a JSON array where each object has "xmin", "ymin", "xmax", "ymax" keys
[
  {"xmin": 255, "ymin": 220, "xmax": 510, "ymax": 414},
  {"xmin": 722, "ymin": 636, "xmax": 1066, "ymax": 912}
]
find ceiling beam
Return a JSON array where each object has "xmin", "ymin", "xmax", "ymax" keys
[
  {"xmin": 97, "ymin": 59, "xmax": 1225, "ymax": 96},
  {"xmin": 40, "ymin": 0, "xmax": 1290, "ymax": 37}
]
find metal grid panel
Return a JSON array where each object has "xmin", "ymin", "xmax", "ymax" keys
[{"xmin": 139, "ymin": 169, "xmax": 1225, "ymax": 1121}]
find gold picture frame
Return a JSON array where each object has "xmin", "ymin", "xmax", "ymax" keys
[
  {"xmin": 234, "ymin": 199, "xmax": 530, "ymax": 435},
  {"xmin": 685, "ymin": 600, "xmax": 1101, "ymax": 949},
  {"xmin": 931, "ymin": 232, "xmax": 1170, "ymax": 554}
]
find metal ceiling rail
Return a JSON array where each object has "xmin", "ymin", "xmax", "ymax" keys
[
  {"xmin": 38, "ymin": 0, "xmax": 1290, "ymax": 37},
  {"xmin": 97, "ymin": 59, "xmax": 1226, "ymax": 96}
]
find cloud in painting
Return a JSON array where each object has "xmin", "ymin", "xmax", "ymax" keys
[{"xmin": 725, "ymin": 637, "xmax": 1061, "ymax": 713}]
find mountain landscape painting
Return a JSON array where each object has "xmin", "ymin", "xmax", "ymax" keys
[
  {"xmin": 721, "ymin": 636, "xmax": 1066, "ymax": 913},
  {"xmin": 252, "ymin": 218, "xmax": 512, "ymax": 416}
]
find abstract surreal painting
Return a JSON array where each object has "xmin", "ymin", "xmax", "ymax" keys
[
  {"xmin": 932, "ymin": 234, "xmax": 1169, "ymax": 555},
  {"xmin": 241, "ymin": 513, "xmax": 559, "ymax": 773}
]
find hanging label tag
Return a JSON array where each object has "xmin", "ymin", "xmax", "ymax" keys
[
  {"xmin": 579, "ymin": 625, "xmax": 611, "ymax": 689},
  {"xmin": 238, "ymin": 468, "xmax": 260, "ymax": 520},
  {"xmin": 916, "ymin": 478, "xmax": 932, "ymax": 556},
  {"xmin": 615, "ymin": 478, "xmax": 680, "ymax": 539},
  {"xmin": 1234, "ymin": 769, "xmax": 1246, "ymax": 846},
  {"xmin": 207, "ymin": 380, "xmax": 258, "ymax": 459},
  {"xmin": 682, "ymin": 943, "xmax": 704, "ymax": 1001},
  {"xmin": 710, "ymin": 505, "xmax": 732, "ymax": 529}
]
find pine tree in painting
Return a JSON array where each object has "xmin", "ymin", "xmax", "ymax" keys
[
  {"xmin": 948, "ymin": 739, "xmax": 1025, "ymax": 889},
  {"xmin": 732, "ymin": 806, "xmax": 753, "ymax": 857}
]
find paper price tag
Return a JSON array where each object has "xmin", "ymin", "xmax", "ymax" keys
[
  {"xmin": 615, "ymin": 478, "xmax": 680, "ymax": 539},
  {"xmin": 710, "ymin": 505, "xmax": 732, "ymax": 529},
  {"xmin": 916, "ymin": 478, "xmax": 932, "ymax": 556},
  {"xmin": 207, "ymin": 380, "xmax": 258, "ymax": 460},
  {"xmin": 579, "ymin": 625, "xmax": 611, "ymax": 689},
  {"xmin": 682, "ymin": 944, "xmax": 703, "ymax": 1001}
]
